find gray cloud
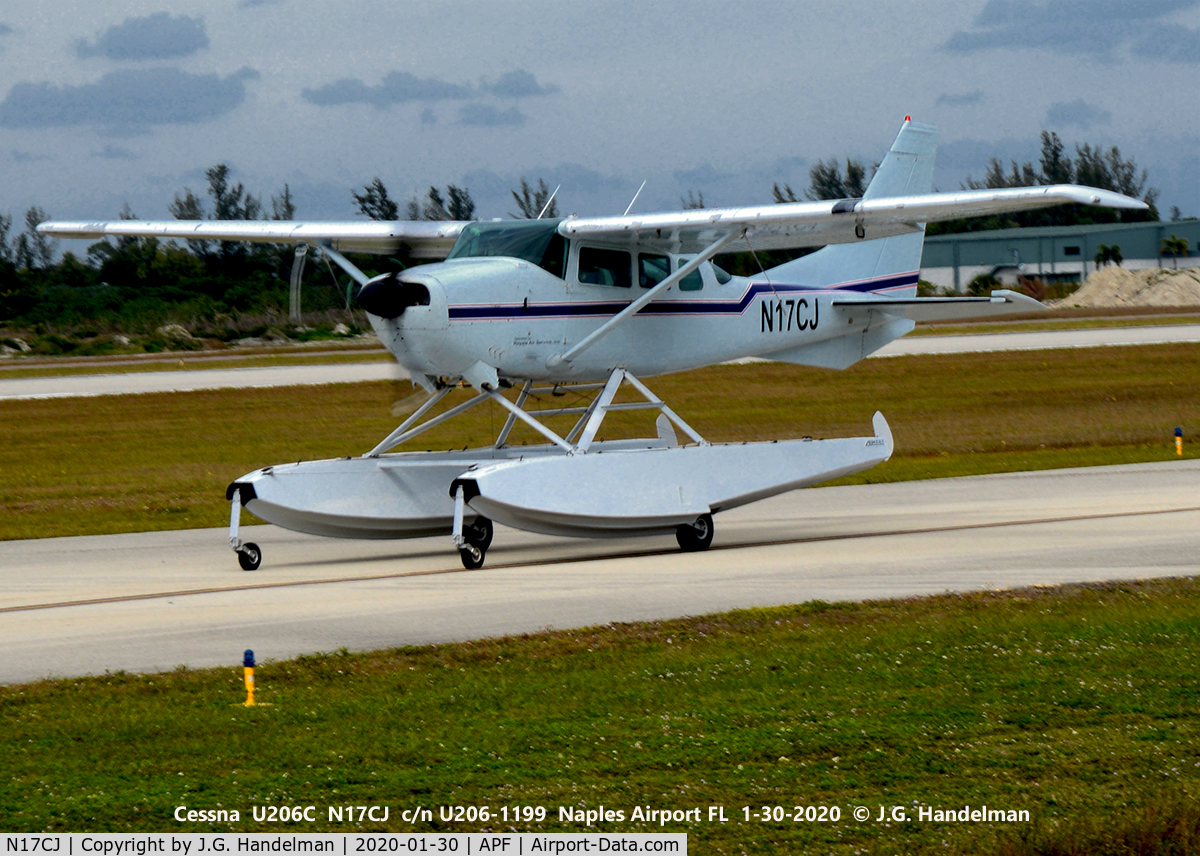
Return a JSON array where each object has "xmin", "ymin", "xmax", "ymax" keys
[
  {"xmin": 936, "ymin": 90, "xmax": 986, "ymax": 107},
  {"xmin": 303, "ymin": 72, "xmax": 471, "ymax": 107},
  {"xmin": 544, "ymin": 163, "xmax": 628, "ymax": 196},
  {"xmin": 12, "ymin": 149, "xmax": 51, "ymax": 162},
  {"xmin": 1045, "ymin": 98, "xmax": 1112, "ymax": 129},
  {"xmin": 1131, "ymin": 23, "xmax": 1200, "ymax": 62},
  {"xmin": 0, "ymin": 23, "xmax": 13, "ymax": 36},
  {"xmin": 303, "ymin": 68, "xmax": 559, "ymax": 109},
  {"xmin": 0, "ymin": 67, "xmax": 259, "ymax": 130},
  {"xmin": 481, "ymin": 70, "xmax": 558, "ymax": 98},
  {"xmin": 674, "ymin": 163, "xmax": 725, "ymax": 187},
  {"xmin": 419, "ymin": 107, "xmax": 437, "ymax": 125},
  {"xmin": 77, "ymin": 13, "xmax": 209, "ymax": 61},
  {"xmin": 943, "ymin": 0, "xmax": 1200, "ymax": 63},
  {"xmin": 238, "ymin": 0, "xmax": 285, "ymax": 7},
  {"xmin": 459, "ymin": 104, "xmax": 525, "ymax": 127},
  {"xmin": 94, "ymin": 144, "xmax": 139, "ymax": 160}
]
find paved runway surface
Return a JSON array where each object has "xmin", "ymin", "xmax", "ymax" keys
[
  {"xmin": 2, "ymin": 460, "xmax": 1196, "ymax": 685},
  {"xmin": 0, "ymin": 361, "xmax": 407, "ymax": 400},
  {"xmin": 873, "ymin": 323, "xmax": 1200, "ymax": 356},
  {"xmin": 4, "ymin": 324, "xmax": 1199, "ymax": 400}
]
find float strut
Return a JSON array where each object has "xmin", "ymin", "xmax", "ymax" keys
[
  {"xmin": 229, "ymin": 488, "xmax": 242, "ymax": 551},
  {"xmin": 451, "ymin": 485, "xmax": 466, "ymax": 548}
]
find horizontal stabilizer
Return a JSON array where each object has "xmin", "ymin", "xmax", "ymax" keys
[{"xmin": 831, "ymin": 289, "xmax": 1043, "ymax": 322}]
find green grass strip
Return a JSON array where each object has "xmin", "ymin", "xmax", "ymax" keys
[{"xmin": 2, "ymin": 578, "xmax": 1198, "ymax": 854}]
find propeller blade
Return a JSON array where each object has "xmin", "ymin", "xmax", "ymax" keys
[
  {"xmin": 357, "ymin": 273, "xmax": 430, "ymax": 318},
  {"xmin": 390, "ymin": 387, "xmax": 433, "ymax": 418}
]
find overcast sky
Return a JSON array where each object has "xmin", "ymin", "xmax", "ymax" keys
[{"xmin": 1, "ymin": 0, "xmax": 1197, "ymax": 231}]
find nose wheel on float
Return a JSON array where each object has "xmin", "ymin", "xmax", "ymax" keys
[
  {"xmin": 676, "ymin": 513, "xmax": 714, "ymax": 553},
  {"xmin": 228, "ymin": 488, "xmax": 263, "ymax": 570},
  {"xmin": 237, "ymin": 542, "xmax": 262, "ymax": 571},
  {"xmin": 456, "ymin": 515, "xmax": 494, "ymax": 570}
]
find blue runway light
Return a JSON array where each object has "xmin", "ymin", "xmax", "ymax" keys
[{"xmin": 244, "ymin": 649, "xmax": 255, "ymax": 668}]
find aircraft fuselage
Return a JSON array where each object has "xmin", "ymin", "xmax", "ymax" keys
[{"xmin": 373, "ymin": 255, "xmax": 917, "ymax": 385}]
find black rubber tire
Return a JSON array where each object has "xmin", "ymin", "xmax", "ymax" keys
[
  {"xmin": 238, "ymin": 542, "xmax": 262, "ymax": 571},
  {"xmin": 675, "ymin": 513, "xmax": 714, "ymax": 552},
  {"xmin": 459, "ymin": 545, "xmax": 485, "ymax": 570},
  {"xmin": 464, "ymin": 516, "xmax": 494, "ymax": 552}
]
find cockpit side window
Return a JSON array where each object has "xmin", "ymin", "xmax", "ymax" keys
[
  {"xmin": 579, "ymin": 247, "xmax": 633, "ymax": 288},
  {"xmin": 540, "ymin": 233, "xmax": 567, "ymax": 279},
  {"xmin": 676, "ymin": 257, "xmax": 704, "ymax": 291},
  {"xmin": 638, "ymin": 254, "xmax": 670, "ymax": 288},
  {"xmin": 446, "ymin": 219, "xmax": 567, "ymax": 279}
]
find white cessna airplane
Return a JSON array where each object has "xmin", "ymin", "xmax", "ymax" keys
[{"xmin": 41, "ymin": 120, "xmax": 1146, "ymax": 570}]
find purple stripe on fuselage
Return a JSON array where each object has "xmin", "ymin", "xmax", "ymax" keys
[{"xmin": 447, "ymin": 272, "xmax": 919, "ymax": 321}]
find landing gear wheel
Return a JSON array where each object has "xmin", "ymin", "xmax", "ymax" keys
[
  {"xmin": 676, "ymin": 513, "xmax": 714, "ymax": 553},
  {"xmin": 459, "ymin": 544, "xmax": 485, "ymax": 570},
  {"xmin": 237, "ymin": 542, "xmax": 262, "ymax": 571},
  {"xmin": 464, "ymin": 516, "xmax": 493, "ymax": 552}
]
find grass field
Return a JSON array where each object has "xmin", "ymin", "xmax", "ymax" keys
[
  {"xmin": 3, "ymin": 578, "xmax": 1198, "ymax": 854},
  {"xmin": 1, "ymin": 342, "xmax": 1195, "ymax": 541}
]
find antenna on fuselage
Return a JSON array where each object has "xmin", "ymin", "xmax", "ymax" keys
[
  {"xmin": 623, "ymin": 180, "xmax": 647, "ymax": 216},
  {"xmin": 536, "ymin": 185, "xmax": 560, "ymax": 219}
]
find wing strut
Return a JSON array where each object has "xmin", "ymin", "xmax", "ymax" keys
[
  {"xmin": 548, "ymin": 230, "xmax": 739, "ymax": 367},
  {"xmin": 318, "ymin": 243, "xmax": 370, "ymax": 286}
]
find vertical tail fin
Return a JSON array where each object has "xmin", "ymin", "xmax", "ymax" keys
[{"xmin": 763, "ymin": 121, "xmax": 938, "ymax": 293}]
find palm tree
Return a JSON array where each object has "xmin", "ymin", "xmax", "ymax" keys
[{"xmin": 1160, "ymin": 234, "xmax": 1190, "ymax": 270}]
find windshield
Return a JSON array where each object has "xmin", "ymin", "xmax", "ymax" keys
[{"xmin": 446, "ymin": 219, "xmax": 567, "ymax": 278}]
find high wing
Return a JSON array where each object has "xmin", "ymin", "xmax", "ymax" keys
[
  {"xmin": 561, "ymin": 185, "xmax": 1147, "ymax": 254},
  {"xmin": 36, "ymin": 218, "xmax": 466, "ymax": 258},
  {"xmin": 38, "ymin": 182, "xmax": 1144, "ymax": 265},
  {"xmin": 39, "ymin": 185, "xmax": 1145, "ymax": 260}
]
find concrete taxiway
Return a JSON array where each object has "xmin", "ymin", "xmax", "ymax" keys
[
  {"xmin": 0, "ymin": 361, "xmax": 406, "ymax": 400},
  {"xmin": 2, "ymin": 460, "xmax": 1196, "ymax": 685},
  {"xmin": 3, "ymin": 324, "xmax": 1199, "ymax": 400},
  {"xmin": 873, "ymin": 322, "xmax": 1200, "ymax": 356}
]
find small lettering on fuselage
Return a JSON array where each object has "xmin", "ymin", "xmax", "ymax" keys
[{"xmin": 761, "ymin": 297, "xmax": 818, "ymax": 333}]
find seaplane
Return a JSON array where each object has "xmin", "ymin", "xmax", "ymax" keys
[{"xmin": 40, "ymin": 120, "xmax": 1146, "ymax": 570}]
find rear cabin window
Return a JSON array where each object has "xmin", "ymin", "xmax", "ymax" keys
[
  {"xmin": 676, "ymin": 257, "xmax": 703, "ymax": 291},
  {"xmin": 638, "ymin": 254, "xmax": 670, "ymax": 288},
  {"xmin": 579, "ymin": 247, "xmax": 633, "ymax": 288}
]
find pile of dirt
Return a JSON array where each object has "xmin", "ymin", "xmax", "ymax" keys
[{"xmin": 1054, "ymin": 266, "xmax": 1200, "ymax": 308}]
